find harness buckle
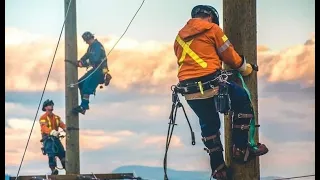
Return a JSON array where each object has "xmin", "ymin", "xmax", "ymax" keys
[{"xmin": 240, "ymin": 125, "xmax": 250, "ymax": 130}]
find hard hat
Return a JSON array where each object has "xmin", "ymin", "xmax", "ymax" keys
[
  {"xmin": 42, "ymin": 99, "xmax": 54, "ymax": 111},
  {"xmin": 191, "ymin": 5, "xmax": 220, "ymax": 25},
  {"xmin": 82, "ymin": 31, "xmax": 95, "ymax": 41}
]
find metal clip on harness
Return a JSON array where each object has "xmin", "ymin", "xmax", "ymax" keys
[{"xmin": 163, "ymin": 86, "xmax": 196, "ymax": 180}]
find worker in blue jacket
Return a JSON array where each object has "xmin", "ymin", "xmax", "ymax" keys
[{"xmin": 72, "ymin": 31, "xmax": 112, "ymax": 115}]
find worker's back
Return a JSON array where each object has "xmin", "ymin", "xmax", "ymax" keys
[{"xmin": 174, "ymin": 18, "xmax": 223, "ymax": 81}]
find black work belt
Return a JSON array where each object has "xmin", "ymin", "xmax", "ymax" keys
[{"xmin": 175, "ymin": 71, "xmax": 228, "ymax": 95}]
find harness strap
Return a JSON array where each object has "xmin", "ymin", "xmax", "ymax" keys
[
  {"xmin": 202, "ymin": 131, "xmax": 221, "ymax": 143},
  {"xmin": 233, "ymin": 124, "xmax": 250, "ymax": 130},
  {"xmin": 185, "ymin": 87, "xmax": 219, "ymax": 100},
  {"xmin": 231, "ymin": 111, "xmax": 260, "ymax": 130},
  {"xmin": 237, "ymin": 113, "xmax": 253, "ymax": 119},
  {"xmin": 204, "ymin": 146, "xmax": 223, "ymax": 154},
  {"xmin": 236, "ymin": 72, "xmax": 258, "ymax": 149},
  {"xmin": 230, "ymin": 111, "xmax": 253, "ymax": 119},
  {"xmin": 233, "ymin": 123, "xmax": 260, "ymax": 130},
  {"xmin": 177, "ymin": 79, "xmax": 220, "ymax": 95}
]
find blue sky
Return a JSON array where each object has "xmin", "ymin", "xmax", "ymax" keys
[
  {"xmin": 5, "ymin": 0, "xmax": 315, "ymax": 50},
  {"xmin": 5, "ymin": 0, "xmax": 315, "ymax": 178}
]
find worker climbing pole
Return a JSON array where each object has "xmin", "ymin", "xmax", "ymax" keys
[
  {"xmin": 66, "ymin": 31, "xmax": 112, "ymax": 115},
  {"xmin": 65, "ymin": 0, "xmax": 146, "ymax": 115},
  {"xmin": 14, "ymin": 0, "xmax": 146, "ymax": 178},
  {"xmin": 164, "ymin": 4, "xmax": 269, "ymax": 180}
]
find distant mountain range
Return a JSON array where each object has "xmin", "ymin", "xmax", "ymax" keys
[{"xmin": 112, "ymin": 165, "xmax": 282, "ymax": 180}]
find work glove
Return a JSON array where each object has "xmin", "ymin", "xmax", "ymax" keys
[
  {"xmin": 50, "ymin": 130, "xmax": 60, "ymax": 137},
  {"xmin": 240, "ymin": 63, "xmax": 253, "ymax": 76},
  {"xmin": 237, "ymin": 55, "xmax": 253, "ymax": 77}
]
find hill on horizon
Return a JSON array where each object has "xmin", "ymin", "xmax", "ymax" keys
[{"xmin": 112, "ymin": 165, "xmax": 283, "ymax": 180}]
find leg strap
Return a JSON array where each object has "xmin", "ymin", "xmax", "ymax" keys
[
  {"xmin": 204, "ymin": 146, "xmax": 223, "ymax": 154},
  {"xmin": 230, "ymin": 111, "xmax": 263, "ymax": 163},
  {"xmin": 202, "ymin": 131, "xmax": 221, "ymax": 143},
  {"xmin": 231, "ymin": 111, "xmax": 260, "ymax": 131},
  {"xmin": 202, "ymin": 131, "xmax": 224, "ymax": 154}
]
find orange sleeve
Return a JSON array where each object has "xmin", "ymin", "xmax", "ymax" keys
[
  {"xmin": 59, "ymin": 120, "xmax": 66, "ymax": 130},
  {"xmin": 211, "ymin": 26, "xmax": 244, "ymax": 69},
  {"xmin": 55, "ymin": 115, "xmax": 66, "ymax": 130},
  {"xmin": 39, "ymin": 117, "xmax": 51, "ymax": 135}
]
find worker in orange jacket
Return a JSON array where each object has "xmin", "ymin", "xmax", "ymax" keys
[
  {"xmin": 39, "ymin": 99, "xmax": 66, "ymax": 175},
  {"xmin": 173, "ymin": 5, "xmax": 268, "ymax": 179}
]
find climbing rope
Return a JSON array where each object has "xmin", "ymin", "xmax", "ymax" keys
[
  {"xmin": 236, "ymin": 71, "xmax": 258, "ymax": 150},
  {"xmin": 68, "ymin": 0, "xmax": 146, "ymax": 88},
  {"xmin": 14, "ymin": 0, "xmax": 146, "ymax": 178},
  {"xmin": 47, "ymin": 135, "xmax": 65, "ymax": 170},
  {"xmin": 14, "ymin": 0, "xmax": 73, "ymax": 179},
  {"xmin": 163, "ymin": 86, "xmax": 196, "ymax": 180}
]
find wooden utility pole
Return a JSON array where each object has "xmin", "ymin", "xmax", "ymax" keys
[
  {"xmin": 64, "ymin": 0, "xmax": 80, "ymax": 174},
  {"xmin": 223, "ymin": 0, "xmax": 260, "ymax": 179}
]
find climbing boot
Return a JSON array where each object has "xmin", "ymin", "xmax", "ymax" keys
[
  {"xmin": 72, "ymin": 106, "xmax": 86, "ymax": 115},
  {"xmin": 211, "ymin": 164, "xmax": 231, "ymax": 180},
  {"xmin": 249, "ymin": 143, "xmax": 269, "ymax": 156},
  {"xmin": 233, "ymin": 143, "xmax": 269, "ymax": 163}
]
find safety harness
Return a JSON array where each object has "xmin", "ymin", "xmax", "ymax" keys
[{"xmin": 163, "ymin": 69, "xmax": 262, "ymax": 179}]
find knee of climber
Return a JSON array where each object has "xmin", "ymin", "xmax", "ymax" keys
[
  {"xmin": 228, "ymin": 81, "xmax": 250, "ymax": 106},
  {"xmin": 82, "ymin": 78, "xmax": 100, "ymax": 95},
  {"xmin": 48, "ymin": 155, "xmax": 57, "ymax": 168}
]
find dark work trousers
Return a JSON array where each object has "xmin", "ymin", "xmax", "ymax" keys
[
  {"xmin": 44, "ymin": 136, "xmax": 65, "ymax": 168},
  {"xmin": 78, "ymin": 68, "xmax": 105, "ymax": 109},
  {"xmin": 186, "ymin": 81, "xmax": 253, "ymax": 172}
]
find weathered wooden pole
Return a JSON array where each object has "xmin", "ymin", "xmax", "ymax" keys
[
  {"xmin": 223, "ymin": 0, "xmax": 260, "ymax": 179},
  {"xmin": 64, "ymin": 0, "xmax": 80, "ymax": 174}
]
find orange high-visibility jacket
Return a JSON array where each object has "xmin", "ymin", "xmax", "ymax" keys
[
  {"xmin": 39, "ymin": 112, "xmax": 66, "ymax": 135},
  {"xmin": 174, "ymin": 18, "xmax": 243, "ymax": 81}
]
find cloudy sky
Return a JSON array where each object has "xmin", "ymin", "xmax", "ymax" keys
[{"xmin": 5, "ymin": 0, "xmax": 314, "ymax": 178}]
